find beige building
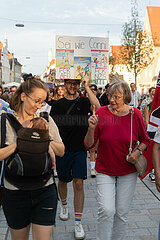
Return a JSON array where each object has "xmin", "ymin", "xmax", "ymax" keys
[
  {"xmin": 0, "ymin": 38, "xmax": 10, "ymax": 85},
  {"xmin": 137, "ymin": 6, "xmax": 160, "ymax": 94},
  {"xmin": 0, "ymin": 38, "xmax": 22, "ymax": 85}
]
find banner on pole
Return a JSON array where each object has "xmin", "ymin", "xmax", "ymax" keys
[
  {"xmin": 147, "ymin": 72, "xmax": 160, "ymax": 139},
  {"xmin": 140, "ymin": 73, "xmax": 160, "ymax": 179}
]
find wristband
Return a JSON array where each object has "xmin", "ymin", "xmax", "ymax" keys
[{"xmin": 136, "ymin": 147, "xmax": 143, "ymax": 155}]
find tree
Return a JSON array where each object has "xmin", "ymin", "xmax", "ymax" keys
[
  {"xmin": 120, "ymin": 0, "xmax": 154, "ymax": 87},
  {"xmin": 109, "ymin": 55, "xmax": 116, "ymax": 74},
  {"xmin": 48, "ymin": 68, "xmax": 56, "ymax": 83}
]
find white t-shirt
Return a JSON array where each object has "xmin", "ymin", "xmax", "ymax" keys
[
  {"xmin": 154, "ymin": 126, "xmax": 160, "ymax": 144},
  {"xmin": 129, "ymin": 90, "xmax": 141, "ymax": 108}
]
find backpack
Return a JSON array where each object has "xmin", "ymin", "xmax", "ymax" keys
[{"xmin": 3, "ymin": 113, "xmax": 53, "ymax": 190}]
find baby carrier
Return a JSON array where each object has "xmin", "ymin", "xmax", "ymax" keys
[{"xmin": 2, "ymin": 113, "xmax": 53, "ymax": 190}]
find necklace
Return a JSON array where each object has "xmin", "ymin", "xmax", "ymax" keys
[{"xmin": 109, "ymin": 105, "xmax": 130, "ymax": 116}]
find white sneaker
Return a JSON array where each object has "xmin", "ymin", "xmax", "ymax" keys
[
  {"xmin": 90, "ymin": 168, "xmax": 96, "ymax": 177},
  {"xmin": 59, "ymin": 205, "xmax": 69, "ymax": 221},
  {"xmin": 74, "ymin": 221, "xmax": 85, "ymax": 239},
  {"xmin": 54, "ymin": 169, "xmax": 58, "ymax": 177},
  {"xmin": 149, "ymin": 173, "xmax": 155, "ymax": 182}
]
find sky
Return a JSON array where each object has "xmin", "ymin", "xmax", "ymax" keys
[{"xmin": 0, "ymin": 0, "xmax": 160, "ymax": 76}]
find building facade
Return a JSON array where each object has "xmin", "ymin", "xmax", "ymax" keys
[
  {"xmin": 1, "ymin": 38, "xmax": 10, "ymax": 85},
  {"xmin": 137, "ymin": 6, "xmax": 160, "ymax": 94},
  {"xmin": 0, "ymin": 38, "xmax": 22, "ymax": 85}
]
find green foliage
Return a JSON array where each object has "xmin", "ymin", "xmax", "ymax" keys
[
  {"xmin": 109, "ymin": 55, "xmax": 116, "ymax": 74},
  {"xmin": 120, "ymin": 0, "xmax": 154, "ymax": 85}
]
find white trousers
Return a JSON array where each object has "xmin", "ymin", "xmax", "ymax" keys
[{"xmin": 96, "ymin": 172, "xmax": 137, "ymax": 240}]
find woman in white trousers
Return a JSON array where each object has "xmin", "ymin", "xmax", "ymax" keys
[{"xmin": 84, "ymin": 81, "xmax": 150, "ymax": 240}]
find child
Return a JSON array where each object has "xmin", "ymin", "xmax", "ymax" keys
[{"xmin": 27, "ymin": 117, "xmax": 56, "ymax": 169}]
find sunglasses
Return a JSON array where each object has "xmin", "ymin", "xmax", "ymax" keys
[{"xmin": 66, "ymin": 81, "xmax": 80, "ymax": 86}]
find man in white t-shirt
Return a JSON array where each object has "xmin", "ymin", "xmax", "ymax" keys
[
  {"xmin": 129, "ymin": 83, "xmax": 141, "ymax": 108},
  {"xmin": 152, "ymin": 126, "xmax": 160, "ymax": 240}
]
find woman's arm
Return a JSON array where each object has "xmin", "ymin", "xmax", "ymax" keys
[
  {"xmin": 48, "ymin": 144, "xmax": 56, "ymax": 169},
  {"xmin": 152, "ymin": 142, "xmax": 160, "ymax": 192},
  {"xmin": 82, "ymin": 76, "xmax": 100, "ymax": 110},
  {"xmin": 0, "ymin": 142, "xmax": 17, "ymax": 161},
  {"xmin": 84, "ymin": 126, "xmax": 95, "ymax": 148},
  {"xmin": 126, "ymin": 109, "xmax": 150, "ymax": 164},
  {"xmin": 144, "ymin": 106, "xmax": 149, "ymax": 128},
  {"xmin": 48, "ymin": 115, "xmax": 65, "ymax": 157},
  {"xmin": 50, "ymin": 141, "xmax": 65, "ymax": 157},
  {"xmin": 126, "ymin": 143, "xmax": 147, "ymax": 164}
]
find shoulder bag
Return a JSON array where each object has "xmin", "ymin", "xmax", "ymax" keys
[{"xmin": 129, "ymin": 108, "xmax": 147, "ymax": 176}]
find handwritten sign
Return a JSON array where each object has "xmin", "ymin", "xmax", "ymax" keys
[{"xmin": 56, "ymin": 35, "xmax": 109, "ymax": 84}]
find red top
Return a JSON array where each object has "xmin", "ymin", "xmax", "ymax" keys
[{"xmin": 92, "ymin": 106, "xmax": 150, "ymax": 176}]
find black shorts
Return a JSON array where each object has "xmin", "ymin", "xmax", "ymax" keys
[
  {"xmin": 2, "ymin": 183, "xmax": 58, "ymax": 230},
  {"xmin": 56, "ymin": 151, "xmax": 87, "ymax": 182}
]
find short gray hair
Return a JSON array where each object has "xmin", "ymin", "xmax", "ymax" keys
[{"xmin": 109, "ymin": 81, "xmax": 131, "ymax": 104}]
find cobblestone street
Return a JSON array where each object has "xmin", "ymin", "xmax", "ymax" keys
[{"xmin": 2, "ymin": 158, "xmax": 160, "ymax": 240}]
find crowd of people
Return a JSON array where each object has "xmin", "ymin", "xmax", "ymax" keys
[{"xmin": 0, "ymin": 77, "xmax": 159, "ymax": 240}]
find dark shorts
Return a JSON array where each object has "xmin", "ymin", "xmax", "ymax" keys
[
  {"xmin": 2, "ymin": 183, "xmax": 58, "ymax": 230},
  {"xmin": 56, "ymin": 151, "xmax": 87, "ymax": 182}
]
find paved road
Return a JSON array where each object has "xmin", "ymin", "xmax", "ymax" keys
[{"xmin": 2, "ymin": 158, "xmax": 160, "ymax": 240}]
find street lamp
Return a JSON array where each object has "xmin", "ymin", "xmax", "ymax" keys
[{"xmin": 15, "ymin": 23, "xmax": 24, "ymax": 28}]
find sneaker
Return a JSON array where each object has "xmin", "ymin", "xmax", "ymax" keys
[
  {"xmin": 54, "ymin": 169, "xmax": 58, "ymax": 177},
  {"xmin": 90, "ymin": 168, "xmax": 96, "ymax": 177},
  {"xmin": 74, "ymin": 221, "xmax": 85, "ymax": 239},
  {"xmin": 149, "ymin": 173, "xmax": 155, "ymax": 183},
  {"xmin": 60, "ymin": 205, "xmax": 69, "ymax": 221}
]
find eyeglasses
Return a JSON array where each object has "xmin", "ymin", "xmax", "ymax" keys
[
  {"xmin": 108, "ymin": 94, "xmax": 123, "ymax": 101},
  {"xmin": 66, "ymin": 81, "xmax": 80, "ymax": 86},
  {"xmin": 25, "ymin": 93, "xmax": 44, "ymax": 106}
]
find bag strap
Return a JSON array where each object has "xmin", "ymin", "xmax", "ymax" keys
[
  {"xmin": 1, "ymin": 113, "xmax": 6, "ymax": 148},
  {"xmin": 6, "ymin": 113, "xmax": 22, "ymax": 133},
  {"xmin": 66, "ymin": 96, "xmax": 80, "ymax": 115},
  {"xmin": 1, "ymin": 114, "xmax": 21, "ymax": 172},
  {"xmin": 0, "ymin": 113, "xmax": 7, "ymax": 186},
  {"xmin": 129, "ymin": 107, "xmax": 134, "ymax": 155}
]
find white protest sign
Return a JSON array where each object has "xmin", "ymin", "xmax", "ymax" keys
[{"xmin": 56, "ymin": 35, "xmax": 109, "ymax": 83}]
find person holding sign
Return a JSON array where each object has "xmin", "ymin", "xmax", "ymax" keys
[
  {"xmin": 84, "ymin": 81, "xmax": 150, "ymax": 240},
  {"xmin": 50, "ymin": 76, "xmax": 100, "ymax": 239}
]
